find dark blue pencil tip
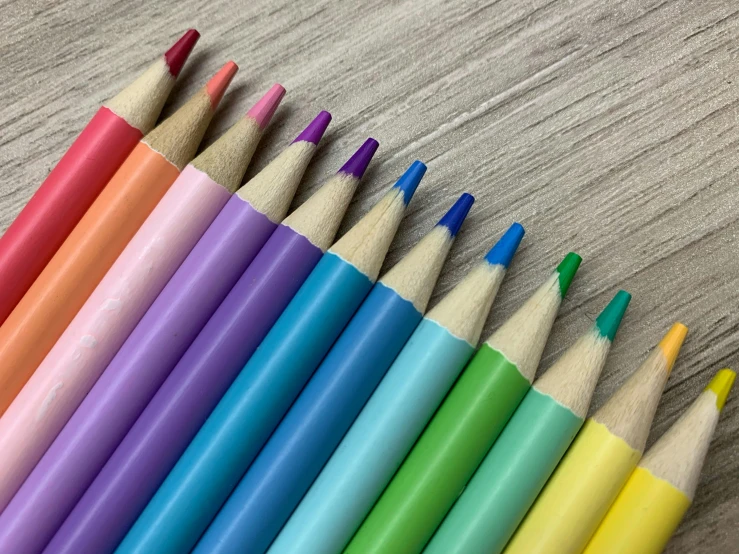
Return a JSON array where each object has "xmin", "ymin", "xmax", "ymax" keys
[
  {"xmin": 392, "ymin": 161, "xmax": 426, "ymax": 205},
  {"xmin": 485, "ymin": 222, "xmax": 525, "ymax": 268},
  {"xmin": 338, "ymin": 138, "xmax": 379, "ymax": 179},
  {"xmin": 437, "ymin": 193, "xmax": 474, "ymax": 237}
]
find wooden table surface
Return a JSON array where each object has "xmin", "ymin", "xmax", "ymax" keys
[{"xmin": 1, "ymin": 0, "xmax": 737, "ymax": 551}]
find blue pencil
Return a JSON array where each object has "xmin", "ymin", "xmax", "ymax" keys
[
  {"xmin": 268, "ymin": 222, "xmax": 525, "ymax": 554},
  {"xmin": 115, "ymin": 162, "xmax": 425, "ymax": 554},
  {"xmin": 194, "ymin": 193, "xmax": 475, "ymax": 554}
]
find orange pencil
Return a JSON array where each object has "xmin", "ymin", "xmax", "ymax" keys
[{"xmin": 0, "ymin": 62, "xmax": 236, "ymax": 420}]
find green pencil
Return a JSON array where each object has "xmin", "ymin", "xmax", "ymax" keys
[
  {"xmin": 344, "ymin": 252, "xmax": 582, "ymax": 554},
  {"xmin": 424, "ymin": 290, "xmax": 631, "ymax": 554}
]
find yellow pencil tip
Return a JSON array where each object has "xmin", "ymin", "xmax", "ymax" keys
[
  {"xmin": 657, "ymin": 322, "xmax": 688, "ymax": 374},
  {"xmin": 706, "ymin": 369, "xmax": 735, "ymax": 411}
]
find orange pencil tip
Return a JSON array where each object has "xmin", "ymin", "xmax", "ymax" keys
[
  {"xmin": 658, "ymin": 322, "xmax": 688, "ymax": 374},
  {"xmin": 164, "ymin": 29, "xmax": 200, "ymax": 78},
  {"xmin": 205, "ymin": 61, "xmax": 239, "ymax": 109},
  {"xmin": 246, "ymin": 84, "xmax": 286, "ymax": 130}
]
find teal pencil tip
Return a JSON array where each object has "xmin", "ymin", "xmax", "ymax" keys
[
  {"xmin": 594, "ymin": 290, "xmax": 631, "ymax": 341},
  {"xmin": 556, "ymin": 252, "xmax": 581, "ymax": 298}
]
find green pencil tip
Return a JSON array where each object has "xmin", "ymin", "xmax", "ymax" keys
[
  {"xmin": 555, "ymin": 252, "xmax": 582, "ymax": 298},
  {"xmin": 595, "ymin": 290, "xmax": 631, "ymax": 341}
]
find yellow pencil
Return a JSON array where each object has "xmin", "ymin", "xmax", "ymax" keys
[
  {"xmin": 583, "ymin": 369, "xmax": 735, "ymax": 554},
  {"xmin": 504, "ymin": 322, "xmax": 688, "ymax": 554}
]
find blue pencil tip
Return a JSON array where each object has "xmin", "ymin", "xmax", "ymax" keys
[
  {"xmin": 392, "ymin": 161, "xmax": 426, "ymax": 205},
  {"xmin": 485, "ymin": 222, "xmax": 525, "ymax": 268},
  {"xmin": 437, "ymin": 192, "xmax": 474, "ymax": 237}
]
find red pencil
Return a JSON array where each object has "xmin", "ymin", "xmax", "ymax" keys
[{"xmin": 0, "ymin": 29, "xmax": 199, "ymax": 326}]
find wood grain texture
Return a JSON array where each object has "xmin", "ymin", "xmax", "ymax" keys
[{"xmin": 0, "ymin": 0, "xmax": 737, "ymax": 551}]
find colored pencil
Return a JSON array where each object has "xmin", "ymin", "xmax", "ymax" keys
[
  {"xmin": 47, "ymin": 138, "xmax": 375, "ymax": 554},
  {"xmin": 504, "ymin": 322, "xmax": 688, "ymax": 554},
  {"xmin": 583, "ymin": 369, "xmax": 735, "ymax": 554},
  {"xmin": 345, "ymin": 252, "xmax": 582, "ymax": 554},
  {"xmin": 194, "ymin": 193, "xmax": 474, "ymax": 554},
  {"xmin": 0, "ymin": 30, "xmax": 199, "ymax": 326},
  {"xmin": 0, "ymin": 60, "xmax": 234, "ymax": 413},
  {"xmin": 6, "ymin": 110, "xmax": 324, "ymax": 553},
  {"xmin": 117, "ymin": 162, "xmax": 424, "ymax": 554},
  {"xmin": 269, "ymin": 222, "xmax": 525, "ymax": 554},
  {"xmin": 426, "ymin": 290, "xmax": 631, "ymax": 554},
  {"xmin": 0, "ymin": 62, "xmax": 236, "ymax": 509},
  {"xmin": 0, "ymin": 86, "xmax": 285, "ymax": 554}
]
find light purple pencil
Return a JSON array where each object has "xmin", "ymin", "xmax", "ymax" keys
[
  {"xmin": 47, "ymin": 138, "xmax": 378, "ymax": 554},
  {"xmin": 0, "ymin": 112, "xmax": 331, "ymax": 554}
]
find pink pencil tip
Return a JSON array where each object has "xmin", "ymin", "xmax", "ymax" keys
[
  {"xmin": 246, "ymin": 84, "xmax": 286, "ymax": 130},
  {"xmin": 205, "ymin": 61, "xmax": 239, "ymax": 109},
  {"xmin": 163, "ymin": 29, "xmax": 200, "ymax": 77}
]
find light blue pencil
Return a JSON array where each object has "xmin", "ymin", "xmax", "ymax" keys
[
  {"xmin": 115, "ymin": 162, "xmax": 425, "ymax": 554},
  {"xmin": 268, "ymin": 222, "xmax": 525, "ymax": 554}
]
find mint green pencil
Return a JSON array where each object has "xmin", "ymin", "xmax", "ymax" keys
[{"xmin": 425, "ymin": 290, "xmax": 631, "ymax": 554}]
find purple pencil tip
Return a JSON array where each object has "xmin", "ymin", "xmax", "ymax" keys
[
  {"xmin": 338, "ymin": 138, "xmax": 379, "ymax": 179},
  {"xmin": 293, "ymin": 111, "xmax": 332, "ymax": 145}
]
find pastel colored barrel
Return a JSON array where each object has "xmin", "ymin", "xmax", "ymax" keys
[
  {"xmin": 270, "ymin": 318, "xmax": 474, "ymax": 554},
  {"xmin": 48, "ymin": 225, "xmax": 321, "ymax": 554},
  {"xmin": 345, "ymin": 344, "xmax": 531, "ymax": 554},
  {"xmin": 505, "ymin": 419, "xmax": 641, "ymax": 554},
  {"xmin": 426, "ymin": 389, "xmax": 583, "ymax": 554},
  {"xmin": 0, "ymin": 108, "xmax": 141, "ymax": 326},
  {"xmin": 119, "ymin": 252, "xmax": 372, "ymax": 554},
  {"xmin": 194, "ymin": 283, "xmax": 423, "ymax": 554},
  {"xmin": 0, "ymin": 143, "xmax": 182, "ymax": 509},
  {"xmin": 0, "ymin": 166, "xmax": 232, "ymax": 553},
  {"xmin": 583, "ymin": 467, "xmax": 690, "ymax": 554}
]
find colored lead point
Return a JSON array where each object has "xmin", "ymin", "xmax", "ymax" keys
[
  {"xmin": 205, "ymin": 61, "xmax": 239, "ymax": 108},
  {"xmin": 246, "ymin": 84, "xmax": 286, "ymax": 130},
  {"xmin": 438, "ymin": 192, "xmax": 474, "ymax": 236},
  {"xmin": 595, "ymin": 290, "xmax": 631, "ymax": 341},
  {"xmin": 394, "ymin": 161, "xmax": 426, "ymax": 205},
  {"xmin": 485, "ymin": 222, "xmax": 525, "ymax": 268},
  {"xmin": 339, "ymin": 138, "xmax": 380, "ymax": 179},
  {"xmin": 164, "ymin": 29, "xmax": 200, "ymax": 77},
  {"xmin": 556, "ymin": 252, "xmax": 582, "ymax": 297},
  {"xmin": 294, "ymin": 111, "xmax": 332, "ymax": 144}
]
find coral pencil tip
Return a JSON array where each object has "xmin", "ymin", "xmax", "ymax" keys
[
  {"xmin": 393, "ymin": 161, "xmax": 426, "ymax": 205},
  {"xmin": 338, "ymin": 138, "xmax": 379, "ymax": 179},
  {"xmin": 658, "ymin": 322, "xmax": 688, "ymax": 374},
  {"xmin": 437, "ymin": 193, "xmax": 474, "ymax": 237},
  {"xmin": 164, "ymin": 29, "xmax": 200, "ymax": 77},
  {"xmin": 555, "ymin": 252, "xmax": 582, "ymax": 298},
  {"xmin": 485, "ymin": 222, "xmax": 524, "ymax": 268},
  {"xmin": 246, "ymin": 84, "xmax": 286, "ymax": 130},
  {"xmin": 706, "ymin": 368, "xmax": 735, "ymax": 411},
  {"xmin": 293, "ymin": 111, "xmax": 332, "ymax": 145},
  {"xmin": 205, "ymin": 61, "xmax": 239, "ymax": 109},
  {"xmin": 595, "ymin": 290, "xmax": 631, "ymax": 341}
]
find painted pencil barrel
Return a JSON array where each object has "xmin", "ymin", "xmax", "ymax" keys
[
  {"xmin": 504, "ymin": 419, "xmax": 641, "ymax": 554},
  {"xmin": 119, "ymin": 253, "xmax": 372, "ymax": 554},
  {"xmin": 426, "ymin": 389, "xmax": 583, "ymax": 554},
  {"xmin": 194, "ymin": 283, "xmax": 423, "ymax": 554},
  {"xmin": 0, "ymin": 108, "xmax": 141, "ymax": 326},
  {"xmin": 49, "ymin": 225, "xmax": 321, "ymax": 554},
  {"xmin": 0, "ymin": 165, "xmax": 232, "ymax": 553},
  {"xmin": 582, "ymin": 467, "xmax": 690, "ymax": 554},
  {"xmin": 269, "ymin": 319, "xmax": 474, "ymax": 554},
  {"xmin": 345, "ymin": 344, "xmax": 531, "ymax": 554}
]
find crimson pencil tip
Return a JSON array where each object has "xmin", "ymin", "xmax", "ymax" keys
[
  {"xmin": 164, "ymin": 29, "xmax": 200, "ymax": 77},
  {"xmin": 205, "ymin": 61, "xmax": 239, "ymax": 109},
  {"xmin": 293, "ymin": 111, "xmax": 332, "ymax": 145},
  {"xmin": 246, "ymin": 84, "xmax": 286, "ymax": 130}
]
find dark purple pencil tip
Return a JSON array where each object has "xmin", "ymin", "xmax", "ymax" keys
[
  {"xmin": 338, "ymin": 138, "xmax": 379, "ymax": 179},
  {"xmin": 293, "ymin": 111, "xmax": 332, "ymax": 145}
]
